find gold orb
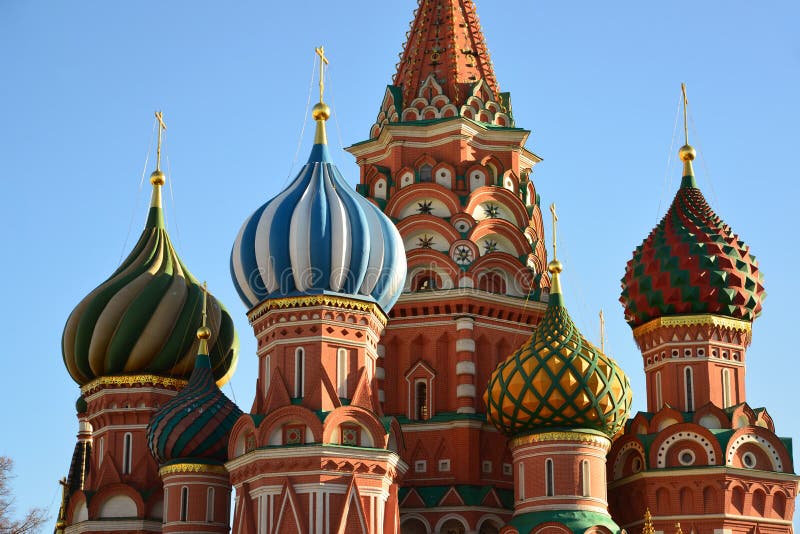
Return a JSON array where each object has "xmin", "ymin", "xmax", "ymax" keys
[
  {"xmin": 312, "ymin": 102, "xmax": 331, "ymax": 121},
  {"xmin": 678, "ymin": 144, "xmax": 696, "ymax": 162},
  {"xmin": 150, "ymin": 170, "xmax": 165, "ymax": 186},
  {"xmin": 548, "ymin": 259, "xmax": 563, "ymax": 274},
  {"xmin": 197, "ymin": 325, "xmax": 212, "ymax": 340}
]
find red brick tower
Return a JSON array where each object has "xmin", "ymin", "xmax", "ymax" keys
[
  {"xmin": 345, "ymin": 1, "xmax": 550, "ymax": 530},
  {"xmin": 608, "ymin": 87, "xmax": 798, "ymax": 534},
  {"xmin": 228, "ymin": 51, "xmax": 408, "ymax": 534},
  {"xmin": 58, "ymin": 113, "xmax": 239, "ymax": 532}
]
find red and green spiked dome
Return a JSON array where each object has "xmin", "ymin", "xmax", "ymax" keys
[
  {"xmin": 485, "ymin": 260, "xmax": 632, "ymax": 438},
  {"xmin": 147, "ymin": 324, "xmax": 243, "ymax": 465},
  {"xmin": 61, "ymin": 171, "xmax": 238, "ymax": 386},
  {"xmin": 620, "ymin": 145, "xmax": 765, "ymax": 328}
]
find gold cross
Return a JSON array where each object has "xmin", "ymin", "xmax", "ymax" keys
[
  {"xmin": 681, "ymin": 83, "xmax": 689, "ymax": 146},
  {"xmin": 154, "ymin": 111, "xmax": 167, "ymax": 171},
  {"xmin": 549, "ymin": 203, "xmax": 558, "ymax": 260},
  {"xmin": 201, "ymin": 281, "xmax": 208, "ymax": 328},
  {"xmin": 315, "ymin": 46, "xmax": 329, "ymax": 103}
]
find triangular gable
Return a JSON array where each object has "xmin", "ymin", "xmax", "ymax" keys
[
  {"xmin": 263, "ymin": 368, "xmax": 292, "ymax": 413},
  {"xmin": 350, "ymin": 368, "xmax": 381, "ymax": 415},
  {"xmin": 274, "ymin": 479, "xmax": 306, "ymax": 534},
  {"xmin": 94, "ymin": 455, "xmax": 121, "ymax": 488},
  {"xmin": 232, "ymin": 483, "xmax": 257, "ymax": 534},
  {"xmin": 320, "ymin": 367, "xmax": 342, "ymax": 410},
  {"xmin": 399, "ymin": 488, "xmax": 425, "ymax": 508},
  {"xmin": 438, "ymin": 486, "xmax": 465, "ymax": 507},
  {"xmin": 336, "ymin": 479, "xmax": 369, "ymax": 534},
  {"xmin": 250, "ymin": 377, "xmax": 264, "ymax": 413},
  {"xmin": 481, "ymin": 487, "xmax": 503, "ymax": 508}
]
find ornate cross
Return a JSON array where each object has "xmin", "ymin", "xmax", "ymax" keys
[
  {"xmin": 315, "ymin": 46, "xmax": 329, "ymax": 103},
  {"xmin": 599, "ymin": 309, "xmax": 605, "ymax": 353},
  {"xmin": 681, "ymin": 83, "xmax": 689, "ymax": 145},
  {"xmin": 549, "ymin": 203, "xmax": 558, "ymax": 260},
  {"xmin": 154, "ymin": 111, "xmax": 167, "ymax": 171},
  {"xmin": 201, "ymin": 281, "xmax": 208, "ymax": 328}
]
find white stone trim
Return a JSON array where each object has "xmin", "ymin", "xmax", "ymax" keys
[
  {"xmin": 656, "ymin": 431, "xmax": 716, "ymax": 467},
  {"xmin": 375, "ymin": 366, "xmax": 385, "ymax": 380},
  {"xmin": 456, "ymin": 384, "xmax": 476, "ymax": 398},
  {"xmin": 455, "ymin": 338, "xmax": 476, "ymax": 352},
  {"xmin": 726, "ymin": 434, "xmax": 783, "ymax": 471},
  {"xmin": 455, "ymin": 317, "xmax": 474, "ymax": 331},
  {"xmin": 455, "ymin": 361, "xmax": 476, "ymax": 375}
]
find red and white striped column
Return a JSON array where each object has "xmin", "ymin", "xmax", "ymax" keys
[{"xmin": 455, "ymin": 316, "xmax": 476, "ymax": 414}]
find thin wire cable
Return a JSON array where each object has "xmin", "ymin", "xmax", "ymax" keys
[
  {"xmin": 326, "ymin": 66, "xmax": 346, "ymax": 153},
  {"xmin": 119, "ymin": 122, "xmax": 156, "ymax": 265},
  {"xmin": 656, "ymin": 94, "xmax": 682, "ymax": 223},
  {"xmin": 165, "ymin": 147, "xmax": 182, "ymax": 249},
  {"xmin": 283, "ymin": 54, "xmax": 318, "ymax": 185},
  {"xmin": 690, "ymin": 113, "xmax": 718, "ymax": 206}
]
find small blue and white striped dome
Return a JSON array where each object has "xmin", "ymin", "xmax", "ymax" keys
[{"xmin": 231, "ymin": 141, "xmax": 406, "ymax": 312}]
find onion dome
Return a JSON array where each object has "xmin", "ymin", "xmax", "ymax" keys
[
  {"xmin": 620, "ymin": 142, "xmax": 765, "ymax": 328},
  {"xmin": 61, "ymin": 118, "xmax": 238, "ymax": 386},
  {"xmin": 231, "ymin": 88, "xmax": 407, "ymax": 312},
  {"xmin": 147, "ymin": 293, "xmax": 243, "ymax": 465},
  {"xmin": 485, "ymin": 260, "xmax": 632, "ymax": 438}
]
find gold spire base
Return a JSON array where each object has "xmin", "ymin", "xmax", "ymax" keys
[{"xmin": 150, "ymin": 183, "xmax": 162, "ymax": 209}]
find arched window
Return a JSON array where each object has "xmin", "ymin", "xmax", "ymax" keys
[
  {"xmin": 294, "ymin": 348, "xmax": 305, "ymax": 397},
  {"xmin": 412, "ymin": 271, "xmax": 438, "ymax": 292},
  {"xmin": 180, "ymin": 486, "xmax": 189, "ymax": 522},
  {"xmin": 581, "ymin": 460, "xmax": 590, "ymax": 497},
  {"xmin": 337, "ymin": 348, "xmax": 348, "ymax": 398},
  {"xmin": 415, "ymin": 381, "xmax": 428, "ymax": 420},
  {"xmin": 655, "ymin": 371, "xmax": 663, "ymax": 411},
  {"xmin": 98, "ymin": 437, "xmax": 104, "ymax": 468},
  {"xmin": 419, "ymin": 164, "xmax": 433, "ymax": 183},
  {"xmin": 684, "ymin": 366, "xmax": 694, "ymax": 412},
  {"xmin": 206, "ymin": 487, "xmax": 214, "ymax": 522},
  {"xmin": 478, "ymin": 272, "xmax": 506, "ymax": 294},
  {"xmin": 722, "ymin": 368, "xmax": 731, "ymax": 408},
  {"xmin": 122, "ymin": 433, "xmax": 132, "ymax": 475},
  {"xmin": 545, "ymin": 458, "xmax": 555, "ymax": 496}
]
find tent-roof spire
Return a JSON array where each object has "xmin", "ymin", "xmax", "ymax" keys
[
  {"xmin": 678, "ymin": 83, "xmax": 697, "ymax": 187},
  {"xmin": 394, "ymin": 0, "xmax": 499, "ymax": 107}
]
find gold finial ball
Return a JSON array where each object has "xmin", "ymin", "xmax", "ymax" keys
[
  {"xmin": 678, "ymin": 144, "xmax": 696, "ymax": 162},
  {"xmin": 150, "ymin": 170, "xmax": 166, "ymax": 186},
  {"xmin": 312, "ymin": 102, "xmax": 331, "ymax": 121},
  {"xmin": 548, "ymin": 259, "xmax": 563, "ymax": 274},
  {"xmin": 196, "ymin": 325, "xmax": 212, "ymax": 340}
]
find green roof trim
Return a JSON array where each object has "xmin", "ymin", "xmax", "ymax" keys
[{"xmin": 508, "ymin": 510, "xmax": 621, "ymax": 534}]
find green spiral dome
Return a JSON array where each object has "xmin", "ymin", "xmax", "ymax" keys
[{"xmin": 61, "ymin": 183, "xmax": 238, "ymax": 386}]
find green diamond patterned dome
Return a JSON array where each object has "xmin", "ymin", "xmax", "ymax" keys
[{"xmin": 485, "ymin": 263, "xmax": 632, "ymax": 438}]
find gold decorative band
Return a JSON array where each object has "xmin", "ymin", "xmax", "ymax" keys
[
  {"xmin": 510, "ymin": 431, "xmax": 610, "ymax": 449},
  {"xmin": 633, "ymin": 314, "xmax": 751, "ymax": 338},
  {"xmin": 81, "ymin": 374, "xmax": 187, "ymax": 394},
  {"xmin": 248, "ymin": 295, "xmax": 387, "ymax": 325},
  {"xmin": 159, "ymin": 463, "xmax": 229, "ymax": 476}
]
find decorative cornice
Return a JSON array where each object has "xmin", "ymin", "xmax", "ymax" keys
[
  {"xmin": 510, "ymin": 431, "xmax": 611, "ymax": 449},
  {"xmin": 248, "ymin": 295, "xmax": 388, "ymax": 326},
  {"xmin": 633, "ymin": 314, "xmax": 751, "ymax": 339},
  {"xmin": 81, "ymin": 374, "xmax": 187, "ymax": 395},
  {"xmin": 159, "ymin": 462, "xmax": 228, "ymax": 476}
]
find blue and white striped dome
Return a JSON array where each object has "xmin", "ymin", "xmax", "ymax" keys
[{"xmin": 231, "ymin": 139, "xmax": 406, "ymax": 312}]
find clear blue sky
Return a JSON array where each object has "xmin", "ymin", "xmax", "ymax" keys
[{"xmin": 1, "ymin": 0, "xmax": 798, "ymax": 526}]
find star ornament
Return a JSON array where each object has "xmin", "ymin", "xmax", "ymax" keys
[
  {"xmin": 484, "ymin": 240, "xmax": 498, "ymax": 253},
  {"xmin": 484, "ymin": 203, "xmax": 499, "ymax": 218},
  {"xmin": 418, "ymin": 235, "xmax": 435, "ymax": 249},
  {"xmin": 417, "ymin": 200, "xmax": 434, "ymax": 215}
]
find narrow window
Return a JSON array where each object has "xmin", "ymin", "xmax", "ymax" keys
[
  {"xmin": 655, "ymin": 371, "xmax": 663, "ymax": 411},
  {"xmin": 264, "ymin": 354, "xmax": 271, "ymax": 397},
  {"xmin": 122, "ymin": 433, "xmax": 132, "ymax": 475},
  {"xmin": 581, "ymin": 460, "xmax": 590, "ymax": 497},
  {"xmin": 415, "ymin": 381, "xmax": 428, "ymax": 420},
  {"xmin": 518, "ymin": 462, "xmax": 525, "ymax": 500},
  {"xmin": 545, "ymin": 458, "xmax": 555, "ymax": 496},
  {"xmin": 722, "ymin": 368, "xmax": 732, "ymax": 408},
  {"xmin": 180, "ymin": 486, "xmax": 189, "ymax": 522},
  {"xmin": 337, "ymin": 348, "xmax": 348, "ymax": 398},
  {"xmin": 294, "ymin": 347, "xmax": 305, "ymax": 397},
  {"xmin": 206, "ymin": 487, "xmax": 215, "ymax": 522},
  {"xmin": 684, "ymin": 366, "xmax": 694, "ymax": 412},
  {"xmin": 98, "ymin": 437, "xmax": 104, "ymax": 467}
]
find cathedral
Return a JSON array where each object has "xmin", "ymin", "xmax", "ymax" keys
[{"xmin": 54, "ymin": 1, "xmax": 798, "ymax": 533}]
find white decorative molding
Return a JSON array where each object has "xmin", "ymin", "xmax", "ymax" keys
[
  {"xmin": 456, "ymin": 384, "xmax": 476, "ymax": 398},
  {"xmin": 456, "ymin": 361, "xmax": 476, "ymax": 375},
  {"xmin": 455, "ymin": 338, "xmax": 476, "ymax": 352}
]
